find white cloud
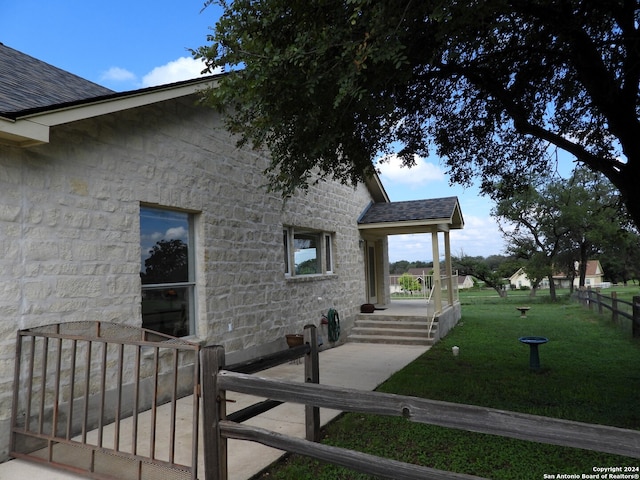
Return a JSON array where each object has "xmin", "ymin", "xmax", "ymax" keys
[
  {"xmin": 150, "ymin": 231, "xmax": 164, "ymax": 242},
  {"xmin": 449, "ymin": 215, "xmax": 506, "ymax": 258},
  {"xmin": 166, "ymin": 226, "xmax": 187, "ymax": 240},
  {"xmin": 377, "ymin": 153, "xmax": 445, "ymax": 187},
  {"xmin": 141, "ymin": 56, "xmax": 209, "ymax": 87},
  {"xmin": 388, "ymin": 214, "xmax": 506, "ymax": 262},
  {"xmin": 100, "ymin": 66, "xmax": 137, "ymax": 83}
]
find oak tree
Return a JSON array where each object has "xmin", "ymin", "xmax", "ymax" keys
[{"xmin": 195, "ymin": 1, "xmax": 639, "ymax": 227}]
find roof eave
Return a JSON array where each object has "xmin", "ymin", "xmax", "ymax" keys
[
  {"xmin": 0, "ymin": 77, "xmax": 218, "ymax": 147},
  {"xmin": 358, "ymin": 217, "xmax": 462, "ymax": 236},
  {"xmin": 364, "ymin": 172, "xmax": 390, "ymax": 203}
]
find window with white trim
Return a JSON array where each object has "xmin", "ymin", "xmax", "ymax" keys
[
  {"xmin": 140, "ymin": 206, "xmax": 195, "ymax": 337},
  {"xmin": 283, "ymin": 227, "xmax": 334, "ymax": 276}
]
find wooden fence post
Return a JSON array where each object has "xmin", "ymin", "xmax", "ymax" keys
[
  {"xmin": 633, "ymin": 296, "xmax": 640, "ymax": 338},
  {"xmin": 303, "ymin": 324, "xmax": 320, "ymax": 442},
  {"xmin": 201, "ymin": 345, "xmax": 228, "ymax": 480},
  {"xmin": 577, "ymin": 287, "xmax": 584, "ymax": 306},
  {"xmin": 587, "ymin": 287, "xmax": 593, "ymax": 310},
  {"xmin": 595, "ymin": 288, "xmax": 603, "ymax": 314},
  {"xmin": 611, "ymin": 292, "xmax": 618, "ymax": 325}
]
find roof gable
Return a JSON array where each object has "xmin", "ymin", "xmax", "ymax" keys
[
  {"xmin": 0, "ymin": 43, "xmax": 221, "ymax": 146},
  {"xmin": 358, "ymin": 197, "xmax": 464, "ymax": 235},
  {"xmin": 0, "ymin": 45, "xmax": 391, "ymax": 203},
  {"xmin": 586, "ymin": 260, "xmax": 603, "ymax": 276},
  {"xmin": 0, "ymin": 43, "xmax": 114, "ymax": 115}
]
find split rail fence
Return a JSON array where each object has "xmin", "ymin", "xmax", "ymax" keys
[
  {"xmin": 574, "ymin": 288, "xmax": 640, "ymax": 337},
  {"xmin": 201, "ymin": 325, "xmax": 640, "ymax": 480}
]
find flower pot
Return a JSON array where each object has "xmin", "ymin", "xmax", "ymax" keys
[
  {"xmin": 285, "ymin": 334, "xmax": 304, "ymax": 348},
  {"xmin": 360, "ymin": 303, "xmax": 375, "ymax": 313}
]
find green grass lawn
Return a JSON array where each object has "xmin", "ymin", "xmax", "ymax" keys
[{"xmin": 255, "ymin": 295, "xmax": 640, "ymax": 480}]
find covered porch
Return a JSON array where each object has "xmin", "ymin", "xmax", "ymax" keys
[{"xmin": 352, "ymin": 197, "xmax": 465, "ymax": 345}]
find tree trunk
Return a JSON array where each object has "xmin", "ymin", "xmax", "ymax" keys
[
  {"xmin": 611, "ymin": 158, "xmax": 640, "ymax": 233},
  {"xmin": 578, "ymin": 243, "xmax": 588, "ymax": 287},
  {"xmin": 547, "ymin": 274, "xmax": 557, "ymax": 301}
]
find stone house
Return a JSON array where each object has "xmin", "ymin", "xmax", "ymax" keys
[{"xmin": 0, "ymin": 44, "xmax": 463, "ymax": 461}]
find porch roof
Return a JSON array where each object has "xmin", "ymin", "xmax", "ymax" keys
[{"xmin": 357, "ymin": 196, "xmax": 464, "ymax": 236}]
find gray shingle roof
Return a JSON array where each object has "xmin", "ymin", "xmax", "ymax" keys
[
  {"xmin": 358, "ymin": 197, "xmax": 461, "ymax": 225},
  {"xmin": 0, "ymin": 42, "xmax": 114, "ymax": 117}
]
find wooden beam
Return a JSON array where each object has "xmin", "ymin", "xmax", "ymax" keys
[
  {"xmin": 201, "ymin": 345, "xmax": 228, "ymax": 480},
  {"xmin": 219, "ymin": 421, "xmax": 486, "ymax": 480},
  {"xmin": 217, "ymin": 370, "xmax": 640, "ymax": 459},
  {"xmin": 303, "ymin": 325, "xmax": 320, "ymax": 442}
]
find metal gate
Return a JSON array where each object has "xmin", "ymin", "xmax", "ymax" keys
[{"xmin": 10, "ymin": 321, "xmax": 201, "ymax": 480}]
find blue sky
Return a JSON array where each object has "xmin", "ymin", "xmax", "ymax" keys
[{"xmin": 1, "ymin": 1, "xmax": 574, "ymax": 262}]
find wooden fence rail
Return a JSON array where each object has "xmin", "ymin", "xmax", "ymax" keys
[
  {"xmin": 575, "ymin": 288, "xmax": 640, "ymax": 337},
  {"xmin": 201, "ymin": 325, "xmax": 640, "ymax": 480}
]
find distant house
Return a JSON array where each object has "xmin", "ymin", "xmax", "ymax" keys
[
  {"xmin": 509, "ymin": 260, "xmax": 605, "ymax": 289},
  {"xmin": 389, "ymin": 269, "xmax": 473, "ymax": 292},
  {"xmin": 457, "ymin": 275, "xmax": 475, "ymax": 289},
  {"xmin": 510, "ymin": 268, "xmax": 535, "ymax": 289},
  {"xmin": 555, "ymin": 260, "xmax": 605, "ymax": 289},
  {"xmin": 389, "ymin": 268, "xmax": 433, "ymax": 294}
]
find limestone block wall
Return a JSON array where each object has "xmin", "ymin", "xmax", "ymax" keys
[{"xmin": 0, "ymin": 95, "xmax": 373, "ymax": 460}]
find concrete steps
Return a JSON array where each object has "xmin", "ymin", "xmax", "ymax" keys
[{"xmin": 348, "ymin": 314, "xmax": 437, "ymax": 346}]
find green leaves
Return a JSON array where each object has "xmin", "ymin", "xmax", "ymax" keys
[{"xmin": 194, "ymin": 0, "xmax": 639, "ymax": 227}]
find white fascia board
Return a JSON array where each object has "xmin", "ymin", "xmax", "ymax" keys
[
  {"xmin": 364, "ymin": 173, "xmax": 390, "ymax": 203},
  {"xmin": 358, "ymin": 219, "xmax": 453, "ymax": 235},
  {"xmin": 1, "ymin": 79, "xmax": 216, "ymax": 146},
  {"xmin": 0, "ymin": 116, "xmax": 49, "ymax": 145},
  {"xmin": 23, "ymin": 80, "xmax": 215, "ymax": 127}
]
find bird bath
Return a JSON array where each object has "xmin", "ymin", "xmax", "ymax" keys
[{"xmin": 519, "ymin": 336, "xmax": 549, "ymax": 371}]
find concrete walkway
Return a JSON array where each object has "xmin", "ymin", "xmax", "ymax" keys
[{"xmin": 0, "ymin": 343, "xmax": 430, "ymax": 480}]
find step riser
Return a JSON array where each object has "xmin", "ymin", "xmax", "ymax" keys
[
  {"xmin": 356, "ymin": 315, "xmax": 431, "ymax": 323},
  {"xmin": 348, "ymin": 335, "xmax": 435, "ymax": 346},
  {"xmin": 350, "ymin": 328, "xmax": 432, "ymax": 338},
  {"xmin": 349, "ymin": 314, "xmax": 438, "ymax": 345},
  {"xmin": 355, "ymin": 321, "xmax": 431, "ymax": 329}
]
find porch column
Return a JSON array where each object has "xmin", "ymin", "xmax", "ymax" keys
[
  {"xmin": 444, "ymin": 231, "xmax": 454, "ymax": 305},
  {"xmin": 431, "ymin": 231, "xmax": 442, "ymax": 314}
]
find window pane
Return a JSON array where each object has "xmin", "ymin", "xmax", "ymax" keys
[
  {"xmin": 325, "ymin": 234, "xmax": 332, "ymax": 273},
  {"xmin": 140, "ymin": 208, "xmax": 189, "ymax": 285},
  {"xmin": 294, "ymin": 232, "xmax": 319, "ymax": 275},
  {"xmin": 141, "ymin": 286, "xmax": 191, "ymax": 337},
  {"xmin": 140, "ymin": 206, "xmax": 193, "ymax": 337}
]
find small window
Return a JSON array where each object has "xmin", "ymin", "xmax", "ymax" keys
[
  {"xmin": 140, "ymin": 206, "xmax": 195, "ymax": 337},
  {"xmin": 283, "ymin": 226, "xmax": 334, "ymax": 277}
]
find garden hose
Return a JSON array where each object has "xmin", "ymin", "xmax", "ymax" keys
[{"xmin": 327, "ymin": 308, "xmax": 340, "ymax": 342}]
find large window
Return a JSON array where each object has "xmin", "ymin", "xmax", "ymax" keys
[
  {"xmin": 140, "ymin": 206, "xmax": 195, "ymax": 337},
  {"xmin": 283, "ymin": 227, "xmax": 334, "ymax": 276}
]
